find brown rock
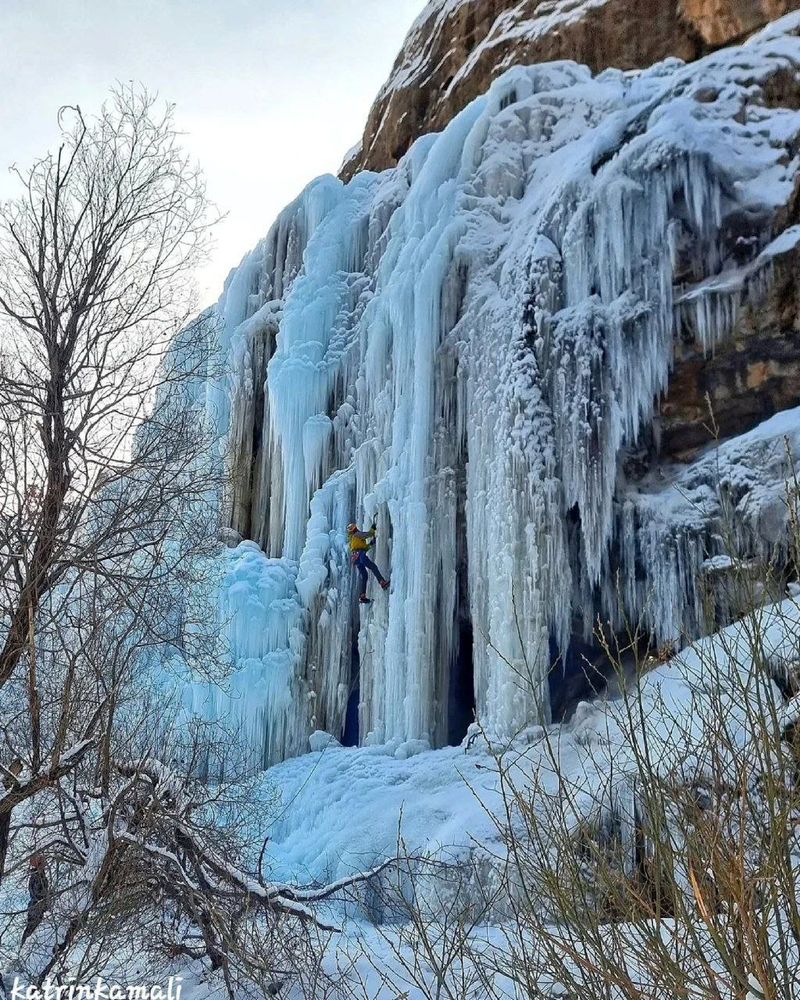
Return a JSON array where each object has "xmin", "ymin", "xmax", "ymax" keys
[
  {"xmin": 341, "ymin": 0, "xmax": 800, "ymax": 180},
  {"xmin": 658, "ymin": 241, "xmax": 800, "ymax": 462},
  {"xmin": 682, "ymin": 0, "xmax": 790, "ymax": 44}
]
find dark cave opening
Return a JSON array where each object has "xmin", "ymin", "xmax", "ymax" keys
[
  {"xmin": 448, "ymin": 619, "xmax": 475, "ymax": 745},
  {"xmin": 549, "ymin": 621, "xmax": 659, "ymax": 723},
  {"xmin": 448, "ymin": 460, "xmax": 475, "ymax": 745},
  {"xmin": 341, "ymin": 635, "xmax": 360, "ymax": 747},
  {"xmin": 548, "ymin": 633, "xmax": 616, "ymax": 723},
  {"xmin": 547, "ymin": 502, "xmax": 620, "ymax": 722}
]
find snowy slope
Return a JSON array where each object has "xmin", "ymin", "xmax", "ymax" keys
[
  {"xmin": 257, "ymin": 596, "xmax": 800, "ymax": 888},
  {"xmin": 182, "ymin": 15, "xmax": 800, "ymax": 767}
]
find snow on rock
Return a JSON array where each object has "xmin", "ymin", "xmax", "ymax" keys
[
  {"xmin": 185, "ymin": 15, "xmax": 800, "ymax": 765},
  {"xmin": 615, "ymin": 407, "xmax": 800, "ymax": 643},
  {"xmin": 341, "ymin": 0, "xmax": 800, "ymax": 178},
  {"xmin": 309, "ymin": 730, "xmax": 341, "ymax": 752}
]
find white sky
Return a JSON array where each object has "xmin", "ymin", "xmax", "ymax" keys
[{"xmin": 0, "ymin": 0, "xmax": 422, "ymax": 305}]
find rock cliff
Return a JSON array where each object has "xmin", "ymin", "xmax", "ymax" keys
[{"xmin": 341, "ymin": 0, "xmax": 799, "ymax": 179}]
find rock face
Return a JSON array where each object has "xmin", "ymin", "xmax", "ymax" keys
[
  {"xmin": 660, "ymin": 244, "xmax": 800, "ymax": 461},
  {"xmin": 341, "ymin": 0, "xmax": 799, "ymax": 179}
]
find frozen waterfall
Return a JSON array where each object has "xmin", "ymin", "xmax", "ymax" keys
[{"xmin": 181, "ymin": 15, "xmax": 800, "ymax": 766}]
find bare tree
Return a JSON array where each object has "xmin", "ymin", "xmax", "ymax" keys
[
  {"xmin": 0, "ymin": 84, "xmax": 222, "ymax": 883},
  {"xmin": 0, "ymin": 88, "xmax": 402, "ymax": 996}
]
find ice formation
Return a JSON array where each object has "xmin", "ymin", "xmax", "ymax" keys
[{"xmin": 183, "ymin": 15, "xmax": 800, "ymax": 766}]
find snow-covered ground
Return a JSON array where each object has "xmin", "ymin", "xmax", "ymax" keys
[
  {"xmin": 258, "ymin": 597, "xmax": 800, "ymax": 888},
  {"xmin": 160, "ymin": 595, "xmax": 800, "ymax": 998}
]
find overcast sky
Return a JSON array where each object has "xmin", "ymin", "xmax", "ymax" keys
[{"xmin": 0, "ymin": 0, "xmax": 422, "ymax": 304}]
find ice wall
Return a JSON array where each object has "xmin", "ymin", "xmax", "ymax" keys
[{"xmin": 187, "ymin": 15, "xmax": 800, "ymax": 765}]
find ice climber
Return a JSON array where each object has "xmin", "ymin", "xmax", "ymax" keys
[{"xmin": 347, "ymin": 521, "xmax": 389, "ymax": 604}]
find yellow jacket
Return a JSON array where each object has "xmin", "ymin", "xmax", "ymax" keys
[{"xmin": 349, "ymin": 528, "xmax": 375, "ymax": 553}]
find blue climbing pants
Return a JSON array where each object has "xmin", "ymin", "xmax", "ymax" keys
[{"xmin": 353, "ymin": 550, "xmax": 386, "ymax": 597}]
